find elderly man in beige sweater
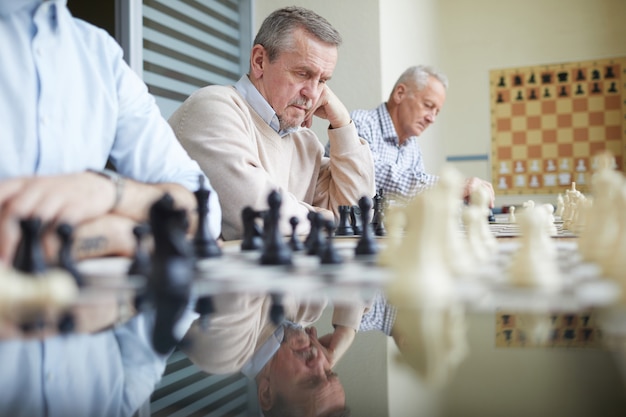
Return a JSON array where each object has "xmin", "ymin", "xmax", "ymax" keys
[{"xmin": 169, "ymin": 6, "xmax": 375, "ymax": 242}]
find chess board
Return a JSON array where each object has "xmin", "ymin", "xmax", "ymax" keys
[
  {"xmin": 490, "ymin": 56, "xmax": 626, "ymax": 195},
  {"xmin": 495, "ymin": 310, "xmax": 603, "ymax": 349},
  {"xmin": 488, "ymin": 217, "xmax": 577, "ymax": 238}
]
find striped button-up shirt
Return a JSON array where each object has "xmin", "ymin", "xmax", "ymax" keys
[{"xmin": 327, "ymin": 103, "xmax": 438, "ymax": 200}]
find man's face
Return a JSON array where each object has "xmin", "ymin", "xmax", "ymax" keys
[
  {"xmin": 251, "ymin": 28, "xmax": 338, "ymax": 131},
  {"xmin": 396, "ymin": 76, "xmax": 447, "ymax": 141},
  {"xmin": 266, "ymin": 326, "xmax": 345, "ymax": 414}
]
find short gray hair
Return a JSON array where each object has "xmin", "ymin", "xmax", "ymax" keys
[
  {"xmin": 253, "ymin": 6, "xmax": 343, "ymax": 62},
  {"xmin": 393, "ymin": 65, "xmax": 449, "ymax": 92}
]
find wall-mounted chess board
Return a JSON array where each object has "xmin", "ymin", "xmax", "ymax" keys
[
  {"xmin": 490, "ymin": 57, "xmax": 626, "ymax": 195},
  {"xmin": 495, "ymin": 311, "xmax": 603, "ymax": 349}
]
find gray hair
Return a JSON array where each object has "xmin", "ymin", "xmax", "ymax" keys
[
  {"xmin": 393, "ymin": 65, "xmax": 449, "ymax": 92},
  {"xmin": 253, "ymin": 6, "xmax": 343, "ymax": 62}
]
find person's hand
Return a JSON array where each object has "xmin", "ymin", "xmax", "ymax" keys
[
  {"xmin": 0, "ymin": 173, "xmax": 122, "ymax": 264},
  {"xmin": 315, "ymin": 324, "xmax": 356, "ymax": 368},
  {"xmin": 302, "ymin": 85, "xmax": 351, "ymax": 130},
  {"xmin": 463, "ymin": 177, "xmax": 495, "ymax": 208}
]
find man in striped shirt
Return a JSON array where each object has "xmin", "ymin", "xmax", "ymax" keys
[{"xmin": 328, "ymin": 65, "xmax": 494, "ymax": 206}]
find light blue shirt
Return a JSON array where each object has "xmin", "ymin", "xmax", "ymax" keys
[
  {"xmin": 0, "ymin": 0, "xmax": 221, "ymax": 235},
  {"xmin": 0, "ymin": 308, "xmax": 197, "ymax": 417},
  {"xmin": 234, "ymin": 75, "xmax": 299, "ymax": 137}
]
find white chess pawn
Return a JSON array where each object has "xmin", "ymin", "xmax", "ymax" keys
[
  {"xmin": 541, "ymin": 203, "xmax": 557, "ymax": 236},
  {"xmin": 508, "ymin": 207, "xmax": 561, "ymax": 292},
  {"xmin": 530, "ymin": 160, "xmax": 540, "ymax": 172},
  {"xmin": 555, "ymin": 193, "xmax": 564, "ymax": 218},
  {"xmin": 508, "ymin": 206, "xmax": 516, "ymax": 223}
]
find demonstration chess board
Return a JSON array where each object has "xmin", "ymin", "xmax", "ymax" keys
[
  {"xmin": 490, "ymin": 56, "xmax": 626, "ymax": 195},
  {"xmin": 495, "ymin": 310, "xmax": 603, "ymax": 349}
]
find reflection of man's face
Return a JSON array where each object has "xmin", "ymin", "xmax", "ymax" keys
[{"xmin": 260, "ymin": 326, "xmax": 346, "ymax": 416}]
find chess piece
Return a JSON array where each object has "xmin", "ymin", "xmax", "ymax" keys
[
  {"xmin": 13, "ymin": 218, "xmax": 46, "ymax": 274},
  {"xmin": 355, "ymin": 196, "xmax": 378, "ymax": 256},
  {"xmin": 335, "ymin": 205, "xmax": 354, "ymax": 236},
  {"xmin": 193, "ymin": 175, "xmax": 221, "ymax": 259},
  {"xmin": 148, "ymin": 194, "xmax": 195, "ymax": 354},
  {"xmin": 305, "ymin": 211, "xmax": 326, "ymax": 256},
  {"xmin": 508, "ymin": 207, "xmax": 561, "ymax": 292},
  {"xmin": 260, "ymin": 190, "xmax": 292, "ymax": 265},
  {"xmin": 194, "ymin": 295, "xmax": 214, "ymax": 330},
  {"xmin": 56, "ymin": 223, "xmax": 85, "ymax": 287},
  {"xmin": 128, "ymin": 223, "xmax": 152, "ymax": 277},
  {"xmin": 508, "ymin": 206, "xmax": 516, "ymax": 223},
  {"xmin": 288, "ymin": 216, "xmax": 304, "ymax": 251},
  {"xmin": 241, "ymin": 206, "xmax": 264, "ymax": 251},
  {"xmin": 320, "ymin": 219, "xmax": 343, "ymax": 265},
  {"xmin": 270, "ymin": 293, "xmax": 285, "ymax": 325},
  {"xmin": 372, "ymin": 189, "xmax": 387, "ymax": 237},
  {"xmin": 350, "ymin": 205, "xmax": 363, "ymax": 235}
]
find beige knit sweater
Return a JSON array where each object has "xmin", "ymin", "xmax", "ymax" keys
[{"xmin": 169, "ymin": 85, "xmax": 375, "ymax": 240}]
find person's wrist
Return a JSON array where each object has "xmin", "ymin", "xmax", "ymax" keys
[
  {"xmin": 87, "ymin": 169, "xmax": 125, "ymax": 212},
  {"xmin": 329, "ymin": 119, "xmax": 352, "ymax": 130}
]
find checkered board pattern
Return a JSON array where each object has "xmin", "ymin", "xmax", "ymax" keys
[
  {"xmin": 488, "ymin": 219, "xmax": 577, "ymax": 238},
  {"xmin": 495, "ymin": 311, "xmax": 602, "ymax": 348},
  {"xmin": 490, "ymin": 57, "xmax": 626, "ymax": 195}
]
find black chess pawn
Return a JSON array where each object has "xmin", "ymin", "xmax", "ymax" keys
[
  {"xmin": 241, "ymin": 206, "xmax": 264, "ymax": 251},
  {"xmin": 350, "ymin": 205, "xmax": 363, "ymax": 235},
  {"xmin": 528, "ymin": 89, "xmax": 537, "ymax": 100},
  {"xmin": 608, "ymin": 82, "xmax": 617, "ymax": 93},
  {"xmin": 497, "ymin": 76, "xmax": 505, "ymax": 87},
  {"xmin": 305, "ymin": 211, "xmax": 326, "ymax": 256},
  {"xmin": 576, "ymin": 69, "xmax": 585, "ymax": 81},
  {"xmin": 270, "ymin": 293, "xmax": 285, "ymax": 325},
  {"xmin": 288, "ymin": 216, "xmax": 304, "ymax": 251},
  {"xmin": 528, "ymin": 73, "xmax": 536, "ymax": 84},
  {"xmin": 260, "ymin": 190, "xmax": 292, "ymax": 265},
  {"xmin": 193, "ymin": 175, "xmax": 221, "ymax": 259},
  {"xmin": 605, "ymin": 66, "xmax": 615, "ymax": 79},
  {"xmin": 355, "ymin": 196, "xmax": 378, "ymax": 256},
  {"xmin": 496, "ymin": 93, "xmax": 504, "ymax": 103},
  {"xmin": 56, "ymin": 223, "xmax": 85, "ymax": 287},
  {"xmin": 57, "ymin": 311, "xmax": 75, "ymax": 334},
  {"xmin": 575, "ymin": 84, "xmax": 584, "ymax": 95},
  {"xmin": 320, "ymin": 219, "xmax": 343, "ymax": 265},
  {"xmin": 515, "ymin": 91, "xmax": 523, "ymax": 101},
  {"xmin": 13, "ymin": 217, "xmax": 46, "ymax": 274},
  {"xmin": 194, "ymin": 295, "xmax": 214, "ymax": 330},
  {"xmin": 128, "ymin": 223, "xmax": 152, "ymax": 277},
  {"xmin": 559, "ymin": 86, "xmax": 568, "ymax": 97},
  {"xmin": 591, "ymin": 69, "xmax": 600, "ymax": 80},
  {"xmin": 128, "ymin": 223, "xmax": 152, "ymax": 310},
  {"xmin": 335, "ymin": 205, "xmax": 354, "ymax": 236},
  {"xmin": 543, "ymin": 88, "xmax": 551, "ymax": 98},
  {"xmin": 591, "ymin": 82, "xmax": 601, "ymax": 94}
]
